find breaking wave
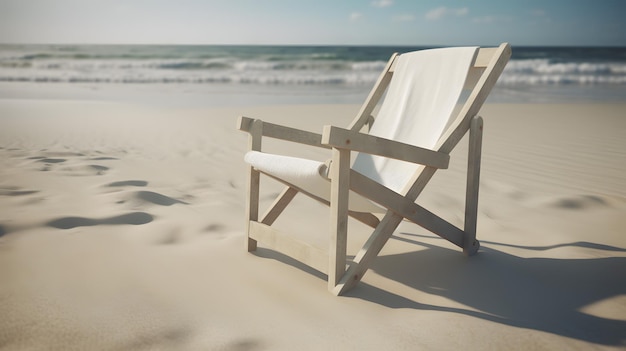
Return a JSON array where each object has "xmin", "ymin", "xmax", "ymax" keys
[{"xmin": 1, "ymin": 45, "xmax": 625, "ymax": 87}]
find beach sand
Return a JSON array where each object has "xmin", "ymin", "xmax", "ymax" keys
[{"xmin": 0, "ymin": 99, "xmax": 625, "ymax": 350}]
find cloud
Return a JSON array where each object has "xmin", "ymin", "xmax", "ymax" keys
[
  {"xmin": 349, "ymin": 12, "xmax": 363, "ymax": 21},
  {"xmin": 455, "ymin": 7, "xmax": 469, "ymax": 16},
  {"xmin": 393, "ymin": 14, "xmax": 415, "ymax": 22},
  {"xmin": 371, "ymin": 0, "xmax": 393, "ymax": 8},
  {"xmin": 472, "ymin": 15, "xmax": 512, "ymax": 24},
  {"xmin": 425, "ymin": 6, "xmax": 469, "ymax": 20},
  {"xmin": 426, "ymin": 6, "xmax": 447, "ymax": 20},
  {"xmin": 472, "ymin": 16, "xmax": 496, "ymax": 24}
]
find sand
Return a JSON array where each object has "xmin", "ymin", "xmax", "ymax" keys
[{"xmin": 0, "ymin": 99, "xmax": 625, "ymax": 350}]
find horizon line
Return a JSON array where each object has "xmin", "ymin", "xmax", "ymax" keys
[{"xmin": 1, "ymin": 42, "xmax": 626, "ymax": 48}]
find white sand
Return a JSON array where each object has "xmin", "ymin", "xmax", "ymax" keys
[{"xmin": 0, "ymin": 99, "xmax": 625, "ymax": 350}]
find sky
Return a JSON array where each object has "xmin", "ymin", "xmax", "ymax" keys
[{"xmin": 0, "ymin": 0, "xmax": 625, "ymax": 46}]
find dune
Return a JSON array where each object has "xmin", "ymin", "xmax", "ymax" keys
[{"xmin": 0, "ymin": 99, "xmax": 625, "ymax": 350}]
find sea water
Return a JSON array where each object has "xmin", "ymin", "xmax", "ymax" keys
[{"xmin": 1, "ymin": 44, "xmax": 625, "ymax": 106}]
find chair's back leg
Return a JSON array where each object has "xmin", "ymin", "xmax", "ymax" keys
[
  {"xmin": 463, "ymin": 116, "xmax": 483, "ymax": 255},
  {"xmin": 245, "ymin": 120, "xmax": 263, "ymax": 252}
]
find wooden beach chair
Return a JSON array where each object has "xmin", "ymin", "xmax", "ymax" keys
[{"xmin": 237, "ymin": 43, "xmax": 511, "ymax": 295}]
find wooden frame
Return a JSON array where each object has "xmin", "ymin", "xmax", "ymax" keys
[{"xmin": 238, "ymin": 43, "xmax": 512, "ymax": 295}]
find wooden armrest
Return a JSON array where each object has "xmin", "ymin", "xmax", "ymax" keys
[
  {"xmin": 321, "ymin": 125, "xmax": 449, "ymax": 169},
  {"xmin": 237, "ymin": 116, "xmax": 331, "ymax": 149}
]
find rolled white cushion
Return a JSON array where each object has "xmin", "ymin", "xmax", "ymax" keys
[{"xmin": 244, "ymin": 151, "xmax": 382, "ymax": 213}]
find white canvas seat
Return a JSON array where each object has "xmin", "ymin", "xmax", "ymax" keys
[{"xmin": 238, "ymin": 43, "xmax": 511, "ymax": 295}]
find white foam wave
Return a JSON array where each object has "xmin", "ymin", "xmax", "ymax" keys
[
  {"xmin": 0, "ymin": 58, "xmax": 387, "ymax": 73},
  {"xmin": 1, "ymin": 56, "xmax": 625, "ymax": 87},
  {"xmin": 499, "ymin": 74, "xmax": 626, "ymax": 85},
  {"xmin": 0, "ymin": 67, "xmax": 381, "ymax": 85},
  {"xmin": 498, "ymin": 59, "xmax": 626, "ymax": 85},
  {"xmin": 505, "ymin": 59, "xmax": 626, "ymax": 75}
]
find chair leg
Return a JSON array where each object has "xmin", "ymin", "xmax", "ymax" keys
[
  {"xmin": 246, "ymin": 168, "xmax": 260, "ymax": 252},
  {"xmin": 329, "ymin": 148, "xmax": 350, "ymax": 292},
  {"xmin": 463, "ymin": 116, "xmax": 483, "ymax": 256},
  {"xmin": 245, "ymin": 120, "xmax": 263, "ymax": 252},
  {"xmin": 333, "ymin": 211, "xmax": 404, "ymax": 296}
]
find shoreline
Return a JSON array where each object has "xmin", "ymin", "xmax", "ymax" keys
[{"xmin": 2, "ymin": 81, "xmax": 626, "ymax": 107}]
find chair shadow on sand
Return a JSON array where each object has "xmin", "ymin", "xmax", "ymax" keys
[{"xmin": 348, "ymin": 233, "xmax": 626, "ymax": 346}]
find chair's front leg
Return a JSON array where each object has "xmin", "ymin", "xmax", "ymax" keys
[
  {"xmin": 245, "ymin": 119, "xmax": 263, "ymax": 252},
  {"xmin": 463, "ymin": 116, "xmax": 483, "ymax": 255},
  {"xmin": 329, "ymin": 147, "xmax": 350, "ymax": 292}
]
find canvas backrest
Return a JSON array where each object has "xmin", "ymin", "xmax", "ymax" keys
[{"xmin": 351, "ymin": 47, "xmax": 479, "ymax": 193}]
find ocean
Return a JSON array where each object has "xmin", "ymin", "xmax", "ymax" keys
[{"xmin": 1, "ymin": 44, "xmax": 625, "ymax": 106}]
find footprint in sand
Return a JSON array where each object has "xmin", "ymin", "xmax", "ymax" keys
[
  {"xmin": 37, "ymin": 158, "xmax": 67, "ymax": 164},
  {"xmin": 106, "ymin": 180, "xmax": 148, "ymax": 187},
  {"xmin": 154, "ymin": 229, "xmax": 182, "ymax": 245},
  {"xmin": 26, "ymin": 150, "xmax": 118, "ymax": 176},
  {"xmin": 54, "ymin": 164, "xmax": 110, "ymax": 176},
  {"xmin": 86, "ymin": 164, "xmax": 109, "ymax": 175},
  {"xmin": 90, "ymin": 157, "xmax": 119, "ymax": 161},
  {"xmin": 101, "ymin": 181, "xmax": 188, "ymax": 208},
  {"xmin": 115, "ymin": 190, "xmax": 189, "ymax": 208},
  {"xmin": 204, "ymin": 223, "xmax": 226, "ymax": 232},
  {"xmin": 550, "ymin": 195, "xmax": 610, "ymax": 210},
  {"xmin": 30, "ymin": 151, "xmax": 84, "ymax": 163},
  {"xmin": 134, "ymin": 191, "xmax": 189, "ymax": 206},
  {"xmin": 43, "ymin": 151, "xmax": 85, "ymax": 157},
  {"xmin": 0, "ymin": 186, "xmax": 39, "ymax": 197},
  {"xmin": 46, "ymin": 212, "xmax": 154, "ymax": 229},
  {"xmin": 0, "ymin": 186, "xmax": 44, "ymax": 206},
  {"xmin": 29, "ymin": 157, "xmax": 61, "ymax": 172}
]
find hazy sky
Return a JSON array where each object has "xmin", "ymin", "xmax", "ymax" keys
[{"xmin": 1, "ymin": 0, "xmax": 624, "ymax": 46}]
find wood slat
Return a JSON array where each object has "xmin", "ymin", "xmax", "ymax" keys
[
  {"xmin": 261, "ymin": 186, "xmax": 298, "ymax": 226},
  {"xmin": 245, "ymin": 119, "xmax": 263, "ymax": 252},
  {"xmin": 258, "ymin": 171, "xmax": 380, "ymax": 228},
  {"xmin": 334, "ymin": 211, "xmax": 403, "ymax": 295},
  {"xmin": 249, "ymin": 221, "xmax": 329, "ymax": 275},
  {"xmin": 437, "ymin": 43, "xmax": 512, "ymax": 155},
  {"xmin": 474, "ymin": 48, "xmax": 498, "ymax": 68},
  {"xmin": 463, "ymin": 116, "xmax": 483, "ymax": 255},
  {"xmin": 329, "ymin": 148, "xmax": 350, "ymax": 290},
  {"xmin": 349, "ymin": 171, "xmax": 465, "ymax": 247},
  {"xmin": 322, "ymin": 125, "xmax": 450, "ymax": 169},
  {"xmin": 238, "ymin": 116, "xmax": 329, "ymax": 149},
  {"xmin": 348, "ymin": 53, "xmax": 398, "ymax": 131}
]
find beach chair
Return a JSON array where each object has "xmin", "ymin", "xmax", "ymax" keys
[{"xmin": 237, "ymin": 43, "xmax": 511, "ymax": 295}]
